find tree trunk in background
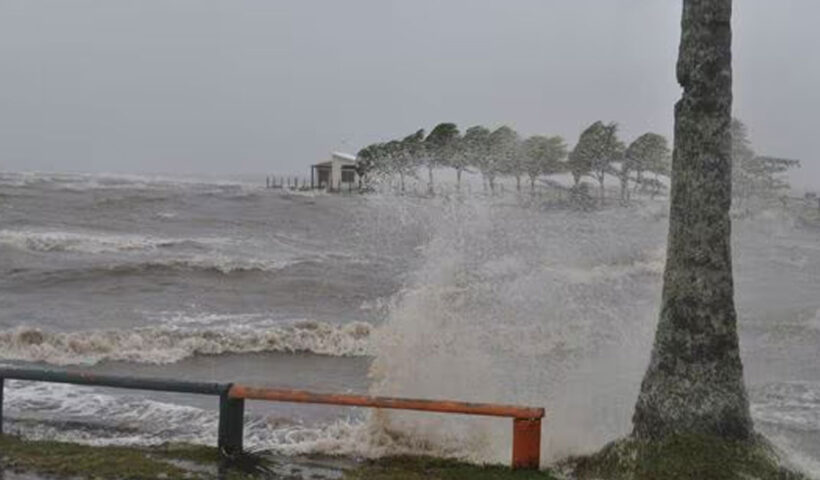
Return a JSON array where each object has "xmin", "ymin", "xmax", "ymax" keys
[{"xmin": 632, "ymin": 0, "xmax": 753, "ymax": 441}]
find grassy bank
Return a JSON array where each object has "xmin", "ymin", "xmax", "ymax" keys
[
  {"xmin": 346, "ymin": 456, "xmax": 558, "ymax": 480},
  {"xmin": 4, "ymin": 434, "xmax": 808, "ymax": 479},
  {"xmin": 563, "ymin": 433, "xmax": 808, "ymax": 480},
  {"xmin": 0, "ymin": 436, "xmax": 260, "ymax": 480},
  {"xmin": 0, "ymin": 435, "xmax": 558, "ymax": 480}
]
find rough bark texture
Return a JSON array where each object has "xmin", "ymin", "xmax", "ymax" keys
[{"xmin": 632, "ymin": 0, "xmax": 754, "ymax": 441}]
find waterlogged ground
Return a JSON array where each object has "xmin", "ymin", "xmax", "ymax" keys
[{"xmin": 1, "ymin": 172, "xmax": 819, "ymax": 477}]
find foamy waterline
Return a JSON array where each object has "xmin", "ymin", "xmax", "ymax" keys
[
  {"xmin": 0, "ymin": 229, "xmax": 226, "ymax": 254},
  {"xmin": 0, "ymin": 320, "xmax": 373, "ymax": 365},
  {"xmin": 1, "ymin": 380, "xmax": 488, "ymax": 463}
]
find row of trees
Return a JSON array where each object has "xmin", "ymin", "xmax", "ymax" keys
[
  {"xmin": 355, "ymin": 118, "xmax": 799, "ymax": 205},
  {"xmin": 356, "ymin": 122, "xmax": 672, "ymax": 203}
]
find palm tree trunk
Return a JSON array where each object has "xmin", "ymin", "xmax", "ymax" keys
[{"xmin": 632, "ymin": 0, "xmax": 753, "ymax": 441}]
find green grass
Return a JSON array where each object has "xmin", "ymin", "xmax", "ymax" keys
[
  {"xmin": 7, "ymin": 433, "xmax": 804, "ymax": 480},
  {"xmin": 342, "ymin": 456, "xmax": 558, "ymax": 480},
  {"xmin": 0, "ymin": 435, "xmax": 261, "ymax": 479},
  {"xmin": 0, "ymin": 435, "xmax": 561, "ymax": 480},
  {"xmin": 566, "ymin": 433, "xmax": 808, "ymax": 480}
]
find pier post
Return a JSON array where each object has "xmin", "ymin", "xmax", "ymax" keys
[{"xmin": 218, "ymin": 391, "xmax": 244, "ymax": 456}]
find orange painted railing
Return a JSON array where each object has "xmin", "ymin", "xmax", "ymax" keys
[{"xmin": 229, "ymin": 385, "xmax": 545, "ymax": 470}]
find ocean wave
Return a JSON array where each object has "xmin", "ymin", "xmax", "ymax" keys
[
  {"xmin": 0, "ymin": 229, "xmax": 225, "ymax": 254},
  {"xmin": 0, "ymin": 171, "xmax": 258, "ymax": 192},
  {"xmin": 556, "ymin": 257, "xmax": 665, "ymax": 284},
  {"xmin": 0, "ymin": 320, "xmax": 373, "ymax": 365},
  {"xmin": 102, "ymin": 254, "xmax": 301, "ymax": 275},
  {"xmin": 752, "ymin": 381, "xmax": 820, "ymax": 433}
]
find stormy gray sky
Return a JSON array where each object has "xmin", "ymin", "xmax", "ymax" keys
[{"xmin": 0, "ymin": 1, "xmax": 817, "ymax": 188}]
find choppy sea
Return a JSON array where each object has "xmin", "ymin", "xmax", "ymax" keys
[{"xmin": 1, "ymin": 171, "xmax": 819, "ymax": 476}]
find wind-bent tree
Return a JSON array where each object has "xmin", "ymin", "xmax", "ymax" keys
[
  {"xmin": 625, "ymin": 133, "xmax": 671, "ymax": 199},
  {"xmin": 488, "ymin": 126, "xmax": 520, "ymax": 192},
  {"xmin": 569, "ymin": 121, "xmax": 624, "ymax": 204},
  {"xmin": 424, "ymin": 123, "xmax": 460, "ymax": 194},
  {"xmin": 632, "ymin": 0, "xmax": 754, "ymax": 441},
  {"xmin": 356, "ymin": 143, "xmax": 383, "ymax": 190},
  {"xmin": 522, "ymin": 135, "xmax": 567, "ymax": 192},
  {"xmin": 449, "ymin": 137, "xmax": 471, "ymax": 190},
  {"xmin": 393, "ymin": 130, "xmax": 424, "ymax": 193},
  {"xmin": 731, "ymin": 118, "xmax": 799, "ymax": 208},
  {"xmin": 463, "ymin": 126, "xmax": 494, "ymax": 191},
  {"xmin": 567, "ymin": 126, "xmax": 592, "ymax": 187}
]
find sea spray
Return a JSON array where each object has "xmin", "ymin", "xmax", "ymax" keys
[{"xmin": 365, "ymin": 196, "xmax": 667, "ymax": 463}]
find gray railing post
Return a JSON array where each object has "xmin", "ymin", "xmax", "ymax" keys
[{"xmin": 218, "ymin": 389, "xmax": 244, "ymax": 456}]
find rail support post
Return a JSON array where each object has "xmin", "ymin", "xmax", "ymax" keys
[
  {"xmin": 511, "ymin": 417, "xmax": 541, "ymax": 470},
  {"xmin": 218, "ymin": 392, "xmax": 244, "ymax": 456}
]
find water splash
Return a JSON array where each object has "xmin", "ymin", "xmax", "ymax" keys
[{"xmin": 365, "ymin": 196, "xmax": 666, "ymax": 463}]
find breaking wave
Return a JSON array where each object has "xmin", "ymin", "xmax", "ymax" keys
[
  {"xmin": 0, "ymin": 229, "xmax": 225, "ymax": 254},
  {"xmin": 0, "ymin": 171, "xmax": 257, "ymax": 193},
  {"xmin": 0, "ymin": 229, "xmax": 318, "ymax": 275},
  {"xmin": 0, "ymin": 320, "xmax": 373, "ymax": 365},
  {"xmin": 94, "ymin": 254, "xmax": 301, "ymax": 275},
  {"xmin": 753, "ymin": 381, "xmax": 820, "ymax": 433}
]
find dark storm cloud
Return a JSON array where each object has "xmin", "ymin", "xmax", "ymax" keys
[{"xmin": 0, "ymin": 1, "xmax": 817, "ymax": 188}]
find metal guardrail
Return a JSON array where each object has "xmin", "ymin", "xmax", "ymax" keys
[{"xmin": 0, "ymin": 368, "xmax": 545, "ymax": 469}]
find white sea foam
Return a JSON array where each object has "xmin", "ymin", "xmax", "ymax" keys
[
  {"xmin": 752, "ymin": 381, "xmax": 820, "ymax": 433},
  {"xmin": 0, "ymin": 320, "xmax": 372, "ymax": 365},
  {"xmin": 0, "ymin": 171, "xmax": 259, "ymax": 192},
  {"xmin": 2, "ymin": 379, "xmax": 483, "ymax": 461},
  {"xmin": 0, "ymin": 229, "xmax": 308, "ymax": 273},
  {"xmin": 0, "ymin": 229, "xmax": 226, "ymax": 254},
  {"xmin": 130, "ymin": 253, "xmax": 300, "ymax": 274}
]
